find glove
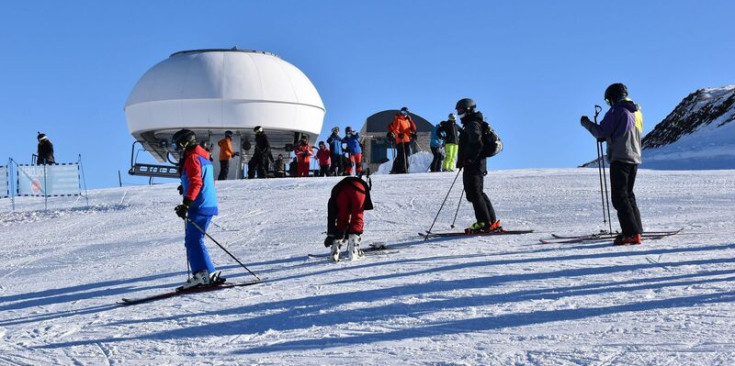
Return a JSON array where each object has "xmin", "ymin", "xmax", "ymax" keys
[
  {"xmin": 177, "ymin": 184, "xmax": 183, "ymax": 195},
  {"xmin": 579, "ymin": 116, "xmax": 594, "ymax": 130},
  {"xmin": 387, "ymin": 132, "xmax": 395, "ymax": 140},
  {"xmin": 398, "ymin": 133, "xmax": 405, "ymax": 139},
  {"xmin": 597, "ymin": 137, "xmax": 606, "ymax": 142},
  {"xmin": 175, "ymin": 198, "xmax": 193, "ymax": 219},
  {"xmin": 456, "ymin": 158, "xmax": 465, "ymax": 170},
  {"xmin": 234, "ymin": 152, "xmax": 240, "ymax": 157},
  {"xmin": 410, "ymin": 132, "xmax": 417, "ymax": 140}
]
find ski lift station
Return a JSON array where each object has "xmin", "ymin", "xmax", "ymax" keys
[{"xmin": 124, "ymin": 48, "xmax": 325, "ymax": 179}]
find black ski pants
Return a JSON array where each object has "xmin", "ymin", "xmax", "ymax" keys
[
  {"xmin": 463, "ymin": 169, "xmax": 496, "ymax": 225},
  {"xmin": 247, "ymin": 154, "xmax": 268, "ymax": 179},
  {"xmin": 392, "ymin": 142, "xmax": 410, "ymax": 174},
  {"xmin": 610, "ymin": 161, "xmax": 643, "ymax": 236},
  {"xmin": 218, "ymin": 159, "xmax": 230, "ymax": 180},
  {"xmin": 430, "ymin": 146, "xmax": 443, "ymax": 172},
  {"xmin": 330, "ymin": 153, "xmax": 342, "ymax": 176}
]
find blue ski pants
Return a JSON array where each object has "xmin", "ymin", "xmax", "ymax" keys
[{"xmin": 185, "ymin": 213, "xmax": 216, "ymax": 274}]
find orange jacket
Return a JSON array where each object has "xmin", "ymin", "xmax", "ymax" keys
[
  {"xmin": 388, "ymin": 114, "xmax": 416, "ymax": 143},
  {"xmin": 218, "ymin": 137, "xmax": 235, "ymax": 160},
  {"xmin": 294, "ymin": 142, "xmax": 314, "ymax": 162}
]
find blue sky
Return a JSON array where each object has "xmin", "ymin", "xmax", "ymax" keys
[{"xmin": 1, "ymin": 1, "xmax": 733, "ymax": 188}]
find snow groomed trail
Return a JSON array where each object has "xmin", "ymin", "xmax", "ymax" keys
[{"xmin": 1, "ymin": 169, "xmax": 734, "ymax": 365}]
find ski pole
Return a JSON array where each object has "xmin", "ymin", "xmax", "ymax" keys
[
  {"xmin": 593, "ymin": 105, "xmax": 613, "ymax": 234},
  {"xmin": 599, "ymin": 141, "xmax": 613, "ymax": 233},
  {"xmin": 596, "ymin": 139, "xmax": 607, "ymax": 230},
  {"xmin": 450, "ymin": 188, "xmax": 465, "ymax": 229},
  {"xmin": 425, "ymin": 168, "xmax": 462, "ymax": 239},
  {"xmin": 185, "ymin": 217, "xmax": 261, "ymax": 281}
]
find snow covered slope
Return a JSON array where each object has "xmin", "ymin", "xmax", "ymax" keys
[
  {"xmin": 642, "ymin": 85, "xmax": 735, "ymax": 169},
  {"xmin": 1, "ymin": 169, "xmax": 734, "ymax": 365}
]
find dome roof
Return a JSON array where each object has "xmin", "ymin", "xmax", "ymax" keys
[{"xmin": 124, "ymin": 49, "xmax": 325, "ymax": 137}]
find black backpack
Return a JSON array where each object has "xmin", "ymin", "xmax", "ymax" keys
[{"xmin": 480, "ymin": 121, "xmax": 503, "ymax": 158}]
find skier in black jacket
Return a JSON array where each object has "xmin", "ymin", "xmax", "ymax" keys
[
  {"xmin": 455, "ymin": 98, "xmax": 500, "ymax": 234},
  {"xmin": 36, "ymin": 132, "xmax": 55, "ymax": 165},
  {"xmin": 437, "ymin": 114, "xmax": 460, "ymax": 172},
  {"xmin": 248, "ymin": 126, "xmax": 273, "ymax": 179}
]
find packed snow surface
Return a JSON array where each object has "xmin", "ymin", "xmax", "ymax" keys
[{"xmin": 1, "ymin": 169, "xmax": 734, "ymax": 365}]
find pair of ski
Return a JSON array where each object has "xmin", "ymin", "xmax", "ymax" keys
[
  {"xmin": 307, "ymin": 242, "xmax": 398, "ymax": 261},
  {"xmin": 419, "ymin": 229, "xmax": 534, "ymax": 239},
  {"xmin": 539, "ymin": 228, "xmax": 683, "ymax": 244},
  {"xmin": 121, "ymin": 277, "xmax": 264, "ymax": 306}
]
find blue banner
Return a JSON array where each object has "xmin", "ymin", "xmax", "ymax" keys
[{"xmin": 16, "ymin": 164, "xmax": 80, "ymax": 197}]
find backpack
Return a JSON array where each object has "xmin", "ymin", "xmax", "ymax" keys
[{"xmin": 480, "ymin": 121, "xmax": 503, "ymax": 158}]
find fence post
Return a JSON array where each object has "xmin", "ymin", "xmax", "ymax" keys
[{"xmin": 78, "ymin": 154, "xmax": 89, "ymax": 207}]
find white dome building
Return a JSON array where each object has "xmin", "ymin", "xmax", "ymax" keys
[{"xmin": 124, "ymin": 48, "xmax": 325, "ymax": 178}]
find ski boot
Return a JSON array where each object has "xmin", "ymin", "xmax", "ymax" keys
[
  {"xmin": 178, "ymin": 270, "xmax": 212, "ymax": 291},
  {"xmin": 330, "ymin": 239, "xmax": 344, "ymax": 262},
  {"xmin": 613, "ymin": 233, "xmax": 642, "ymax": 246},
  {"xmin": 209, "ymin": 271, "xmax": 226, "ymax": 285},
  {"xmin": 347, "ymin": 234, "xmax": 364, "ymax": 260}
]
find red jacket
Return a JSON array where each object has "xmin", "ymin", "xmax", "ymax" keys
[
  {"xmin": 294, "ymin": 142, "xmax": 314, "ymax": 162},
  {"xmin": 316, "ymin": 147, "xmax": 331, "ymax": 165}
]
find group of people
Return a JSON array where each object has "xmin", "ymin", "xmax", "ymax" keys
[
  {"xmin": 214, "ymin": 125, "xmax": 367, "ymax": 180},
  {"xmin": 429, "ymin": 114, "xmax": 461, "ymax": 172},
  {"xmin": 170, "ymin": 83, "xmax": 645, "ymax": 288}
]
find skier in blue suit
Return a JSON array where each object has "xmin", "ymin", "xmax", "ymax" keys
[{"xmin": 172, "ymin": 129, "xmax": 224, "ymax": 289}]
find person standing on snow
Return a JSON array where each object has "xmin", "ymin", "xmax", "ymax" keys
[
  {"xmin": 456, "ymin": 98, "xmax": 501, "ymax": 234},
  {"xmin": 323, "ymin": 175, "xmax": 374, "ymax": 261},
  {"xmin": 36, "ymin": 132, "xmax": 55, "ymax": 165},
  {"xmin": 343, "ymin": 126, "xmax": 364, "ymax": 176},
  {"xmin": 388, "ymin": 107, "xmax": 417, "ymax": 174},
  {"xmin": 294, "ymin": 136, "xmax": 314, "ymax": 177},
  {"xmin": 326, "ymin": 127, "xmax": 343, "ymax": 176},
  {"xmin": 217, "ymin": 130, "xmax": 237, "ymax": 180},
  {"xmin": 429, "ymin": 122, "xmax": 445, "ymax": 172},
  {"xmin": 248, "ymin": 126, "xmax": 272, "ymax": 179},
  {"xmin": 438, "ymin": 114, "xmax": 460, "ymax": 172},
  {"xmin": 580, "ymin": 83, "xmax": 644, "ymax": 245},
  {"xmin": 315, "ymin": 141, "xmax": 331, "ymax": 177},
  {"xmin": 171, "ymin": 129, "xmax": 224, "ymax": 289}
]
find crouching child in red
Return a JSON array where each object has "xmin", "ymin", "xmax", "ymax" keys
[{"xmin": 323, "ymin": 176, "xmax": 374, "ymax": 261}]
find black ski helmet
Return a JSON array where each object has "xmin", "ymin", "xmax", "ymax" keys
[
  {"xmin": 224, "ymin": 130, "xmax": 233, "ymax": 137},
  {"xmin": 346, "ymin": 126, "xmax": 353, "ymax": 134},
  {"xmin": 604, "ymin": 83, "xmax": 628, "ymax": 105},
  {"xmin": 172, "ymin": 129, "xmax": 197, "ymax": 150},
  {"xmin": 455, "ymin": 98, "xmax": 476, "ymax": 112},
  {"xmin": 254, "ymin": 126, "xmax": 264, "ymax": 134}
]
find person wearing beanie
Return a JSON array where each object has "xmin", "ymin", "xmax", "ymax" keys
[{"xmin": 36, "ymin": 132, "xmax": 55, "ymax": 165}]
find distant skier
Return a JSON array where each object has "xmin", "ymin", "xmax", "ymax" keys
[
  {"xmin": 429, "ymin": 122, "xmax": 445, "ymax": 172},
  {"xmin": 273, "ymin": 154, "xmax": 286, "ymax": 178},
  {"xmin": 580, "ymin": 83, "xmax": 644, "ymax": 245},
  {"xmin": 323, "ymin": 175, "xmax": 374, "ymax": 261},
  {"xmin": 294, "ymin": 135, "xmax": 314, "ymax": 177},
  {"xmin": 343, "ymin": 127, "xmax": 363, "ymax": 176},
  {"xmin": 248, "ymin": 126, "xmax": 272, "ymax": 179},
  {"xmin": 315, "ymin": 141, "xmax": 331, "ymax": 177},
  {"xmin": 171, "ymin": 129, "xmax": 224, "ymax": 289},
  {"xmin": 437, "ymin": 114, "xmax": 460, "ymax": 172},
  {"xmin": 326, "ymin": 127, "xmax": 343, "ymax": 176},
  {"xmin": 388, "ymin": 107, "xmax": 417, "ymax": 174},
  {"xmin": 36, "ymin": 132, "xmax": 55, "ymax": 165},
  {"xmin": 217, "ymin": 130, "xmax": 237, "ymax": 180},
  {"xmin": 455, "ymin": 98, "xmax": 501, "ymax": 233}
]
